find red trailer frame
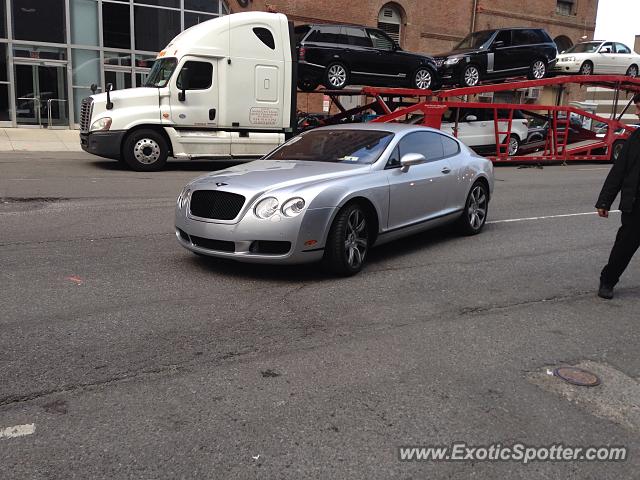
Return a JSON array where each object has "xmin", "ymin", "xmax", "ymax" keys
[{"xmin": 305, "ymin": 75, "xmax": 640, "ymax": 163}]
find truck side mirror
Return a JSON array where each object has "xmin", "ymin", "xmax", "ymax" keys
[
  {"xmin": 178, "ymin": 70, "xmax": 189, "ymax": 102},
  {"xmin": 106, "ymin": 83, "xmax": 114, "ymax": 110}
]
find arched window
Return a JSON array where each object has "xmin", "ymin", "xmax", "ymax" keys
[
  {"xmin": 377, "ymin": 3, "xmax": 403, "ymax": 46},
  {"xmin": 554, "ymin": 35, "xmax": 573, "ymax": 53}
]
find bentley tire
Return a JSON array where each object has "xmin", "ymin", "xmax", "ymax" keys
[
  {"xmin": 458, "ymin": 181, "xmax": 489, "ymax": 235},
  {"xmin": 323, "ymin": 203, "xmax": 370, "ymax": 276}
]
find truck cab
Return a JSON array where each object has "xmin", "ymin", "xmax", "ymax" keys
[{"xmin": 80, "ymin": 12, "xmax": 296, "ymax": 171}]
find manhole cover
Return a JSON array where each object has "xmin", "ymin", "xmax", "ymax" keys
[{"xmin": 554, "ymin": 367, "xmax": 601, "ymax": 387}]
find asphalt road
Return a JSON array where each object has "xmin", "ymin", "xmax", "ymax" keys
[{"xmin": 1, "ymin": 153, "xmax": 639, "ymax": 479}]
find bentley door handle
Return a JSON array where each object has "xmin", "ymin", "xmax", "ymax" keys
[{"xmin": 442, "ymin": 167, "xmax": 451, "ymax": 174}]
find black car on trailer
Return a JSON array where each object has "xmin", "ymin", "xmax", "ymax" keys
[
  {"xmin": 434, "ymin": 28, "xmax": 557, "ymax": 87},
  {"xmin": 295, "ymin": 24, "xmax": 439, "ymax": 91}
]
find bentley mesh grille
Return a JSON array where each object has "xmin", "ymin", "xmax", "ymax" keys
[{"xmin": 189, "ymin": 190, "xmax": 245, "ymax": 221}]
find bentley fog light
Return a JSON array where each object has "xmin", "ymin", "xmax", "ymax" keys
[
  {"xmin": 281, "ymin": 197, "xmax": 305, "ymax": 217},
  {"xmin": 254, "ymin": 197, "xmax": 279, "ymax": 219},
  {"xmin": 90, "ymin": 117, "xmax": 112, "ymax": 131}
]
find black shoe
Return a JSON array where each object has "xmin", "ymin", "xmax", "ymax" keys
[{"xmin": 598, "ymin": 282, "xmax": 614, "ymax": 299}]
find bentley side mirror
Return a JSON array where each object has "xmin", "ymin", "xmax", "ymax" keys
[
  {"xmin": 492, "ymin": 40, "xmax": 505, "ymax": 49},
  {"xmin": 400, "ymin": 152, "xmax": 427, "ymax": 172}
]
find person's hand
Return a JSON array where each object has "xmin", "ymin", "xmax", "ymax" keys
[{"xmin": 597, "ymin": 208, "xmax": 609, "ymax": 218}]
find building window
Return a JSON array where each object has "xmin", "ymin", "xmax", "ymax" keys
[
  {"xmin": 377, "ymin": 3, "xmax": 402, "ymax": 46},
  {"xmin": 185, "ymin": 11, "xmax": 216, "ymax": 28},
  {"xmin": 556, "ymin": 0, "xmax": 575, "ymax": 15},
  {"xmin": 12, "ymin": 0, "xmax": 66, "ymax": 44},
  {"xmin": 134, "ymin": 5, "xmax": 181, "ymax": 52},
  {"xmin": 185, "ymin": 0, "xmax": 220, "ymax": 13},
  {"xmin": 0, "ymin": 0, "xmax": 6, "ymax": 39},
  {"xmin": 103, "ymin": 2, "xmax": 131, "ymax": 49},
  {"xmin": 70, "ymin": 0, "xmax": 99, "ymax": 46}
]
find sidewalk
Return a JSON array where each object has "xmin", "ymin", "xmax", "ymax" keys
[{"xmin": 0, "ymin": 128, "xmax": 83, "ymax": 152}]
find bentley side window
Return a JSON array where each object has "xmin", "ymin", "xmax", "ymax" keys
[{"xmin": 398, "ymin": 132, "xmax": 444, "ymax": 162}]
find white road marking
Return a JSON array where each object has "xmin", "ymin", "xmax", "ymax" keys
[
  {"xmin": 488, "ymin": 210, "xmax": 621, "ymax": 224},
  {"xmin": 0, "ymin": 424, "xmax": 36, "ymax": 439},
  {"xmin": 576, "ymin": 167, "xmax": 610, "ymax": 171}
]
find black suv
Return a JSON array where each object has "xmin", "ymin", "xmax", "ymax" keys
[
  {"xmin": 434, "ymin": 28, "xmax": 557, "ymax": 87},
  {"xmin": 295, "ymin": 24, "xmax": 439, "ymax": 91}
]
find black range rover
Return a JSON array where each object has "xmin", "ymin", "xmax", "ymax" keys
[
  {"xmin": 295, "ymin": 24, "xmax": 439, "ymax": 91},
  {"xmin": 435, "ymin": 28, "xmax": 557, "ymax": 87}
]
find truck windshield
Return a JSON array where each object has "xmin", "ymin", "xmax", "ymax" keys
[
  {"xmin": 264, "ymin": 129, "xmax": 394, "ymax": 164},
  {"xmin": 455, "ymin": 30, "xmax": 494, "ymax": 50},
  {"xmin": 144, "ymin": 58, "xmax": 178, "ymax": 88}
]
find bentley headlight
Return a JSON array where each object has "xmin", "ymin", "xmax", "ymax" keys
[
  {"xmin": 177, "ymin": 186, "xmax": 191, "ymax": 209},
  {"xmin": 90, "ymin": 117, "xmax": 112, "ymax": 132},
  {"xmin": 254, "ymin": 197, "xmax": 279, "ymax": 219},
  {"xmin": 445, "ymin": 57, "xmax": 461, "ymax": 66},
  {"xmin": 281, "ymin": 197, "xmax": 305, "ymax": 217},
  {"xmin": 565, "ymin": 56, "xmax": 575, "ymax": 62}
]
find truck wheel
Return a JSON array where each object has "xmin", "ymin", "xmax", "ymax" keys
[
  {"xmin": 324, "ymin": 62, "xmax": 349, "ymax": 89},
  {"xmin": 123, "ymin": 129, "xmax": 168, "ymax": 172}
]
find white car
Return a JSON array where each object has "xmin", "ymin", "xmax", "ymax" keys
[
  {"xmin": 440, "ymin": 108, "xmax": 529, "ymax": 156},
  {"xmin": 554, "ymin": 41, "xmax": 640, "ymax": 77}
]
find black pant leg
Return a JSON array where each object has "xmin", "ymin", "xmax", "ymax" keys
[{"xmin": 601, "ymin": 209, "xmax": 640, "ymax": 286}]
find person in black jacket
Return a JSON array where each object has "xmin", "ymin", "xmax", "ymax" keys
[{"xmin": 595, "ymin": 93, "xmax": 640, "ymax": 299}]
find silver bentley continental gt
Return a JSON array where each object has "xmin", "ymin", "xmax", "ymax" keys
[{"xmin": 175, "ymin": 124, "xmax": 494, "ymax": 276}]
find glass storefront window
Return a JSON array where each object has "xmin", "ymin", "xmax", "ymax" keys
[
  {"xmin": 103, "ymin": 2, "xmax": 131, "ymax": 49},
  {"xmin": 14, "ymin": 45, "xmax": 66, "ymax": 61},
  {"xmin": 0, "ymin": 44, "xmax": 7, "ymax": 82},
  {"xmin": 12, "ymin": 0, "xmax": 66, "ymax": 44},
  {"xmin": 104, "ymin": 51, "xmax": 131, "ymax": 67},
  {"xmin": 71, "ymin": 0, "xmax": 99, "ymax": 46},
  {"xmin": 72, "ymin": 49, "xmax": 100, "ymax": 88},
  {"xmin": 134, "ymin": 6, "xmax": 180, "ymax": 51},
  {"xmin": 0, "ymin": 0, "xmax": 6, "ymax": 38},
  {"xmin": 185, "ymin": 0, "xmax": 220, "ymax": 14},
  {"xmin": 185, "ymin": 11, "xmax": 216, "ymax": 29},
  {"xmin": 135, "ymin": 54, "xmax": 156, "ymax": 69},
  {"xmin": 0, "ymin": 84, "xmax": 9, "ymax": 121},
  {"xmin": 105, "ymin": 70, "xmax": 132, "ymax": 90}
]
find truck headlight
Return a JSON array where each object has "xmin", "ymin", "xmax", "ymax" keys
[
  {"xmin": 254, "ymin": 197, "xmax": 279, "ymax": 219},
  {"xmin": 445, "ymin": 57, "xmax": 461, "ymax": 66},
  {"xmin": 90, "ymin": 117, "xmax": 112, "ymax": 132},
  {"xmin": 281, "ymin": 197, "xmax": 305, "ymax": 217}
]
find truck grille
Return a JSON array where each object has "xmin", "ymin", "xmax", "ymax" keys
[
  {"xmin": 79, "ymin": 97, "xmax": 93, "ymax": 132},
  {"xmin": 189, "ymin": 190, "xmax": 246, "ymax": 221}
]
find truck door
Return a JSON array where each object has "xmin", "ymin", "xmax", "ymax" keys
[{"xmin": 169, "ymin": 57, "xmax": 230, "ymax": 155}]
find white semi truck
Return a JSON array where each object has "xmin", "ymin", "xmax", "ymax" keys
[{"xmin": 80, "ymin": 12, "xmax": 297, "ymax": 171}]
